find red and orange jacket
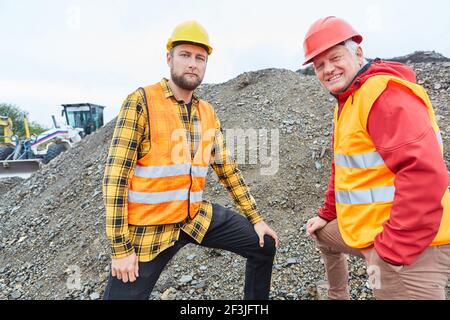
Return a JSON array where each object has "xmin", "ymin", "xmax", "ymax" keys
[{"xmin": 318, "ymin": 59, "xmax": 450, "ymax": 265}]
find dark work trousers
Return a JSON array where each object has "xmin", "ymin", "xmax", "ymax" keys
[{"xmin": 103, "ymin": 204, "xmax": 276, "ymax": 300}]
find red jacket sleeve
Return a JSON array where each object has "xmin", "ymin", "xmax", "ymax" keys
[
  {"xmin": 318, "ymin": 158, "xmax": 337, "ymax": 221},
  {"xmin": 368, "ymin": 81, "xmax": 449, "ymax": 265}
]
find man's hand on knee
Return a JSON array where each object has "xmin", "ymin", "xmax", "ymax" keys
[
  {"xmin": 306, "ymin": 216, "xmax": 328, "ymax": 240},
  {"xmin": 111, "ymin": 252, "xmax": 140, "ymax": 283},
  {"xmin": 254, "ymin": 220, "xmax": 280, "ymax": 248}
]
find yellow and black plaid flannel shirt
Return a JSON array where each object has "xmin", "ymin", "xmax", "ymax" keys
[{"xmin": 103, "ymin": 79, "xmax": 262, "ymax": 262}]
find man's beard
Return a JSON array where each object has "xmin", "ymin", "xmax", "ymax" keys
[{"xmin": 171, "ymin": 70, "xmax": 203, "ymax": 91}]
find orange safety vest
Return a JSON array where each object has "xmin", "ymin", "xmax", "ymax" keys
[
  {"xmin": 334, "ymin": 75, "xmax": 450, "ymax": 248},
  {"xmin": 127, "ymin": 82, "xmax": 216, "ymax": 225}
]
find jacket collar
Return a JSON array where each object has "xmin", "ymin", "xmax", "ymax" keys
[{"xmin": 332, "ymin": 61, "xmax": 373, "ymax": 106}]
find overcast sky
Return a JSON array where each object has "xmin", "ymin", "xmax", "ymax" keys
[{"xmin": 1, "ymin": 0, "xmax": 449, "ymax": 127}]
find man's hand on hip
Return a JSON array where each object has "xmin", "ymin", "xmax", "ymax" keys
[{"xmin": 111, "ymin": 252, "xmax": 139, "ymax": 283}]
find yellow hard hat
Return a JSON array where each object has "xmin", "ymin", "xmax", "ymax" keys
[{"xmin": 166, "ymin": 20, "xmax": 213, "ymax": 55}]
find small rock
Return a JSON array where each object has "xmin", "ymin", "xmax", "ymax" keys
[
  {"xmin": 11, "ymin": 206, "xmax": 21, "ymax": 214},
  {"xmin": 10, "ymin": 290, "xmax": 22, "ymax": 299},
  {"xmin": 194, "ymin": 281, "xmax": 206, "ymax": 289},
  {"xmin": 17, "ymin": 236, "xmax": 27, "ymax": 244},
  {"xmin": 306, "ymin": 286, "xmax": 317, "ymax": 297},
  {"xmin": 356, "ymin": 266, "xmax": 366, "ymax": 276},
  {"xmin": 89, "ymin": 292, "xmax": 100, "ymax": 300},
  {"xmin": 179, "ymin": 275, "xmax": 193, "ymax": 284},
  {"xmin": 186, "ymin": 254, "xmax": 196, "ymax": 261},
  {"xmin": 285, "ymin": 258, "xmax": 298, "ymax": 266},
  {"xmin": 161, "ymin": 287, "xmax": 176, "ymax": 300},
  {"xmin": 315, "ymin": 161, "xmax": 322, "ymax": 170},
  {"xmin": 286, "ymin": 293, "xmax": 297, "ymax": 299}
]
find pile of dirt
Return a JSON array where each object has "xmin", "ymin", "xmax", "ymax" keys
[
  {"xmin": 386, "ymin": 51, "xmax": 450, "ymax": 64},
  {"xmin": 0, "ymin": 55, "xmax": 449, "ymax": 300},
  {"xmin": 297, "ymin": 50, "xmax": 450, "ymax": 75}
]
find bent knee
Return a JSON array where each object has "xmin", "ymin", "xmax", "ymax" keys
[
  {"xmin": 261, "ymin": 235, "xmax": 276, "ymax": 256},
  {"xmin": 314, "ymin": 229, "xmax": 329, "ymax": 247}
]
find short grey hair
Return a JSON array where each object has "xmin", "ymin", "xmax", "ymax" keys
[{"xmin": 344, "ymin": 39, "xmax": 368, "ymax": 66}]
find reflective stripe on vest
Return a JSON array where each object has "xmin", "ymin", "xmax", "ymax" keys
[
  {"xmin": 134, "ymin": 164, "xmax": 209, "ymax": 178},
  {"xmin": 335, "ymin": 186, "xmax": 395, "ymax": 205},
  {"xmin": 335, "ymin": 151, "xmax": 384, "ymax": 169},
  {"xmin": 336, "ymin": 132, "xmax": 443, "ymax": 170},
  {"xmin": 129, "ymin": 189, "xmax": 203, "ymax": 205}
]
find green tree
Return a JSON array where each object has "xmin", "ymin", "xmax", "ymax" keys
[
  {"xmin": 0, "ymin": 103, "xmax": 47, "ymax": 138},
  {"xmin": 28, "ymin": 121, "xmax": 48, "ymax": 137}
]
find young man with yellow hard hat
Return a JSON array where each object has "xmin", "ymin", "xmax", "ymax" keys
[{"xmin": 102, "ymin": 20, "xmax": 279, "ymax": 300}]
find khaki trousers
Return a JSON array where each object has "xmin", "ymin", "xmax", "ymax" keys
[{"xmin": 315, "ymin": 219, "xmax": 450, "ymax": 300}]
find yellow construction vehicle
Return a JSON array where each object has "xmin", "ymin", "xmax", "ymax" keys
[
  {"xmin": 0, "ymin": 116, "xmax": 15, "ymax": 160},
  {"xmin": 0, "ymin": 115, "xmax": 41, "ymax": 178}
]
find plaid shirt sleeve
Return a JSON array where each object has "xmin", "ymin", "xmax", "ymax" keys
[
  {"xmin": 210, "ymin": 113, "xmax": 263, "ymax": 224},
  {"xmin": 103, "ymin": 89, "xmax": 146, "ymax": 259}
]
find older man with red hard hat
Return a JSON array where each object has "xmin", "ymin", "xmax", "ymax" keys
[
  {"xmin": 102, "ymin": 20, "xmax": 279, "ymax": 300},
  {"xmin": 304, "ymin": 16, "xmax": 450, "ymax": 299}
]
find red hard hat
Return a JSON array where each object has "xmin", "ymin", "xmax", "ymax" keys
[{"xmin": 303, "ymin": 16, "xmax": 363, "ymax": 65}]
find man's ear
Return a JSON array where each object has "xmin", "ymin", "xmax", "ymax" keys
[
  {"xmin": 166, "ymin": 51, "xmax": 171, "ymax": 67},
  {"xmin": 356, "ymin": 46, "xmax": 364, "ymax": 66}
]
